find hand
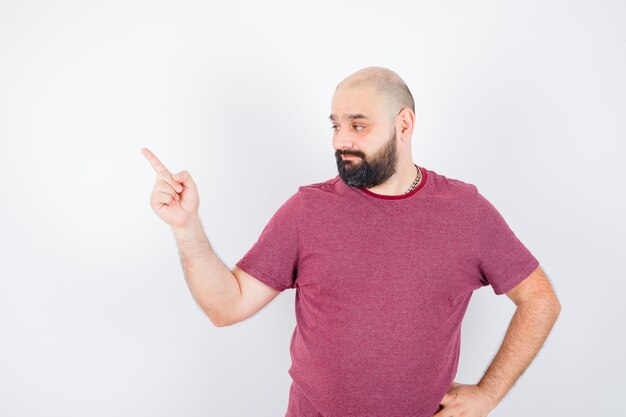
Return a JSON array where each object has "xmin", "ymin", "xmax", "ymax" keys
[
  {"xmin": 433, "ymin": 381, "xmax": 494, "ymax": 417},
  {"xmin": 141, "ymin": 147, "xmax": 200, "ymax": 229}
]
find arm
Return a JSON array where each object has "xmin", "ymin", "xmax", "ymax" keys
[
  {"xmin": 171, "ymin": 214, "xmax": 243, "ymax": 327},
  {"xmin": 172, "ymin": 215, "xmax": 282, "ymax": 327},
  {"xmin": 477, "ymin": 265, "xmax": 561, "ymax": 410},
  {"xmin": 140, "ymin": 148, "xmax": 279, "ymax": 327}
]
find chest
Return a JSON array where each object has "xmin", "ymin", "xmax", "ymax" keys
[{"xmin": 296, "ymin": 204, "xmax": 478, "ymax": 312}]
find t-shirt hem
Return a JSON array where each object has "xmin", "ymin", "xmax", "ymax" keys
[
  {"xmin": 492, "ymin": 258, "xmax": 540, "ymax": 295},
  {"xmin": 235, "ymin": 259, "xmax": 290, "ymax": 292}
]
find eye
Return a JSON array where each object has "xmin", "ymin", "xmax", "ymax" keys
[{"xmin": 331, "ymin": 124, "xmax": 365, "ymax": 131}]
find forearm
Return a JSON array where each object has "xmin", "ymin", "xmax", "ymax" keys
[
  {"xmin": 477, "ymin": 298, "xmax": 560, "ymax": 409},
  {"xmin": 171, "ymin": 214, "xmax": 241, "ymax": 326}
]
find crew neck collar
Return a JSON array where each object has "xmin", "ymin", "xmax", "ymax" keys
[{"xmin": 336, "ymin": 165, "xmax": 429, "ymax": 200}]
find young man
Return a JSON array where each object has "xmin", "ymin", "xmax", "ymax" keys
[{"xmin": 142, "ymin": 66, "xmax": 560, "ymax": 417}]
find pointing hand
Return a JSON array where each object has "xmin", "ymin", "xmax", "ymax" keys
[{"xmin": 141, "ymin": 147, "xmax": 200, "ymax": 229}]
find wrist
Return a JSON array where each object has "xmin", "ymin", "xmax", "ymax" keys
[
  {"xmin": 476, "ymin": 380, "xmax": 502, "ymax": 409},
  {"xmin": 171, "ymin": 215, "xmax": 203, "ymax": 239}
]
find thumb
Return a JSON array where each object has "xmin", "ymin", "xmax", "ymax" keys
[
  {"xmin": 439, "ymin": 391, "xmax": 455, "ymax": 407},
  {"xmin": 439, "ymin": 382, "xmax": 461, "ymax": 407},
  {"xmin": 173, "ymin": 170, "xmax": 195, "ymax": 188},
  {"xmin": 448, "ymin": 381, "xmax": 462, "ymax": 391}
]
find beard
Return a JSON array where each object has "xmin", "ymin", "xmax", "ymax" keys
[{"xmin": 335, "ymin": 126, "xmax": 398, "ymax": 189}]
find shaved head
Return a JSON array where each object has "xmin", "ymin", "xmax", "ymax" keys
[
  {"xmin": 335, "ymin": 66, "xmax": 415, "ymax": 123},
  {"xmin": 331, "ymin": 66, "xmax": 418, "ymax": 191}
]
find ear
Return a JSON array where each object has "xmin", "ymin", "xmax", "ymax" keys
[{"xmin": 397, "ymin": 107, "xmax": 415, "ymax": 139}]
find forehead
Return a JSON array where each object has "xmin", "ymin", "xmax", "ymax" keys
[{"xmin": 329, "ymin": 85, "xmax": 385, "ymax": 122}]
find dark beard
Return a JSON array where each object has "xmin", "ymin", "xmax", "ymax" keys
[{"xmin": 335, "ymin": 126, "xmax": 398, "ymax": 189}]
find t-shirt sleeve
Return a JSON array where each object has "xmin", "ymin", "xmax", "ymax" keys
[
  {"xmin": 473, "ymin": 186, "xmax": 540, "ymax": 295},
  {"xmin": 235, "ymin": 189, "xmax": 301, "ymax": 292}
]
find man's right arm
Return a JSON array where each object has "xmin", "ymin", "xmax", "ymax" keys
[
  {"xmin": 171, "ymin": 214, "xmax": 281, "ymax": 327},
  {"xmin": 171, "ymin": 214, "xmax": 242, "ymax": 327},
  {"xmin": 140, "ymin": 148, "xmax": 280, "ymax": 326}
]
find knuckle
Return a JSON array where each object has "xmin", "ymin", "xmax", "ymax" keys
[
  {"xmin": 156, "ymin": 174, "xmax": 173, "ymax": 185},
  {"xmin": 158, "ymin": 182, "xmax": 174, "ymax": 193}
]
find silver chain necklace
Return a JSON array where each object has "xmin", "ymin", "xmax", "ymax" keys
[{"xmin": 405, "ymin": 164, "xmax": 422, "ymax": 194}]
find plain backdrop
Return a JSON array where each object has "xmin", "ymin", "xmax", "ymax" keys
[{"xmin": 1, "ymin": 1, "xmax": 624, "ymax": 416}]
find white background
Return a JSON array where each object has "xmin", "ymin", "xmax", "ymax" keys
[{"xmin": 1, "ymin": 1, "xmax": 624, "ymax": 415}]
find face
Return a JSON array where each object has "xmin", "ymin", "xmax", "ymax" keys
[
  {"xmin": 330, "ymin": 85, "xmax": 399, "ymax": 188},
  {"xmin": 335, "ymin": 125, "xmax": 398, "ymax": 188}
]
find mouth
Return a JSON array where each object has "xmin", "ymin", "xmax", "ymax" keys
[{"xmin": 341, "ymin": 155, "xmax": 359, "ymax": 160}]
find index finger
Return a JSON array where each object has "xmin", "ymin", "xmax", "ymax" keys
[{"xmin": 141, "ymin": 147, "xmax": 172, "ymax": 175}]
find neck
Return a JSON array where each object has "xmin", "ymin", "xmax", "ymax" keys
[{"xmin": 365, "ymin": 161, "xmax": 418, "ymax": 196}]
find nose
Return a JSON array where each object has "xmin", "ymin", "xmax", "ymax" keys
[{"xmin": 333, "ymin": 133, "xmax": 357, "ymax": 156}]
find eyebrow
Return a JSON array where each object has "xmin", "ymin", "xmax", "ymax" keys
[{"xmin": 329, "ymin": 113, "xmax": 370, "ymax": 122}]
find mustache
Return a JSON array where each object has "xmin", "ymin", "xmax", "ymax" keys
[{"xmin": 337, "ymin": 151, "xmax": 364, "ymax": 158}]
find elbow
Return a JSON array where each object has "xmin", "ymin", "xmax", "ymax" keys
[
  {"xmin": 212, "ymin": 316, "xmax": 232, "ymax": 328},
  {"xmin": 541, "ymin": 289, "xmax": 562, "ymax": 318},
  {"xmin": 547, "ymin": 291, "xmax": 562, "ymax": 317},
  {"xmin": 553, "ymin": 299, "xmax": 562, "ymax": 318},
  {"xmin": 543, "ymin": 295, "xmax": 561, "ymax": 319},
  {"xmin": 201, "ymin": 306, "xmax": 231, "ymax": 328},
  {"xmin": 542, "ymin": 295, "xmax": 562, "ymax": 321}
]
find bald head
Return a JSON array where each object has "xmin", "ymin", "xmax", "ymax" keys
[{"xmin": 335, "ymin": 66, "xmax": 415, "ymax": 123}]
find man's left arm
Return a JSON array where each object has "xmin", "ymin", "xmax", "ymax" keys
[{"xmin": 436, "ymin": 265, "xmax": 561, "ymax": 416}]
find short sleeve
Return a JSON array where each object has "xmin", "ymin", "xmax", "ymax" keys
[
  {"xmin": 474, "ymin": 186, "xmax": 540, "ymax": 295},
  {"xmin": 235, "ymin": 189, "xmax": 301, "ymax": 292}
]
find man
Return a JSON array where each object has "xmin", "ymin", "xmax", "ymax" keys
[{"xmin": 142, "ymin": 66, "xmax": 561, "ymax": 417}]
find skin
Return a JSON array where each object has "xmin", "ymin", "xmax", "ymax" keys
[
  {"xmin": 141, "ymin": 147, "xmax": 199, "ymax": 229},
  {"xmin": 330, "ymin": 67, "xmax": 420, "ymax": 195},
  {"xmin": 331, "ymin": 67, "xmax": 561, "ymax": 416}
]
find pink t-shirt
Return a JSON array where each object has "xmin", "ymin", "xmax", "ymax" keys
[{"xmin": 236, "ymin": 166, "xmax": 539, "ymax": 417}]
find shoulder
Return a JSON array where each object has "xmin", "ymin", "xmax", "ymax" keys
[
  {"xmin": 293, "ymin": 175, "xmax": 350, "ymax": 212},
  {"xmin": 422, "ymin": 167, "xmax": 478, "ymax": 200},
  {"xmin": 298, "ymin": 175, "xmax": 342, "ymax": 192},
  {"xmin": 425, "ymin": 169, "xmax": 506, "ymax": 221},
  {"xmin": 296, "ymin": 175, "xmax": 345, "ymax": 199}
]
